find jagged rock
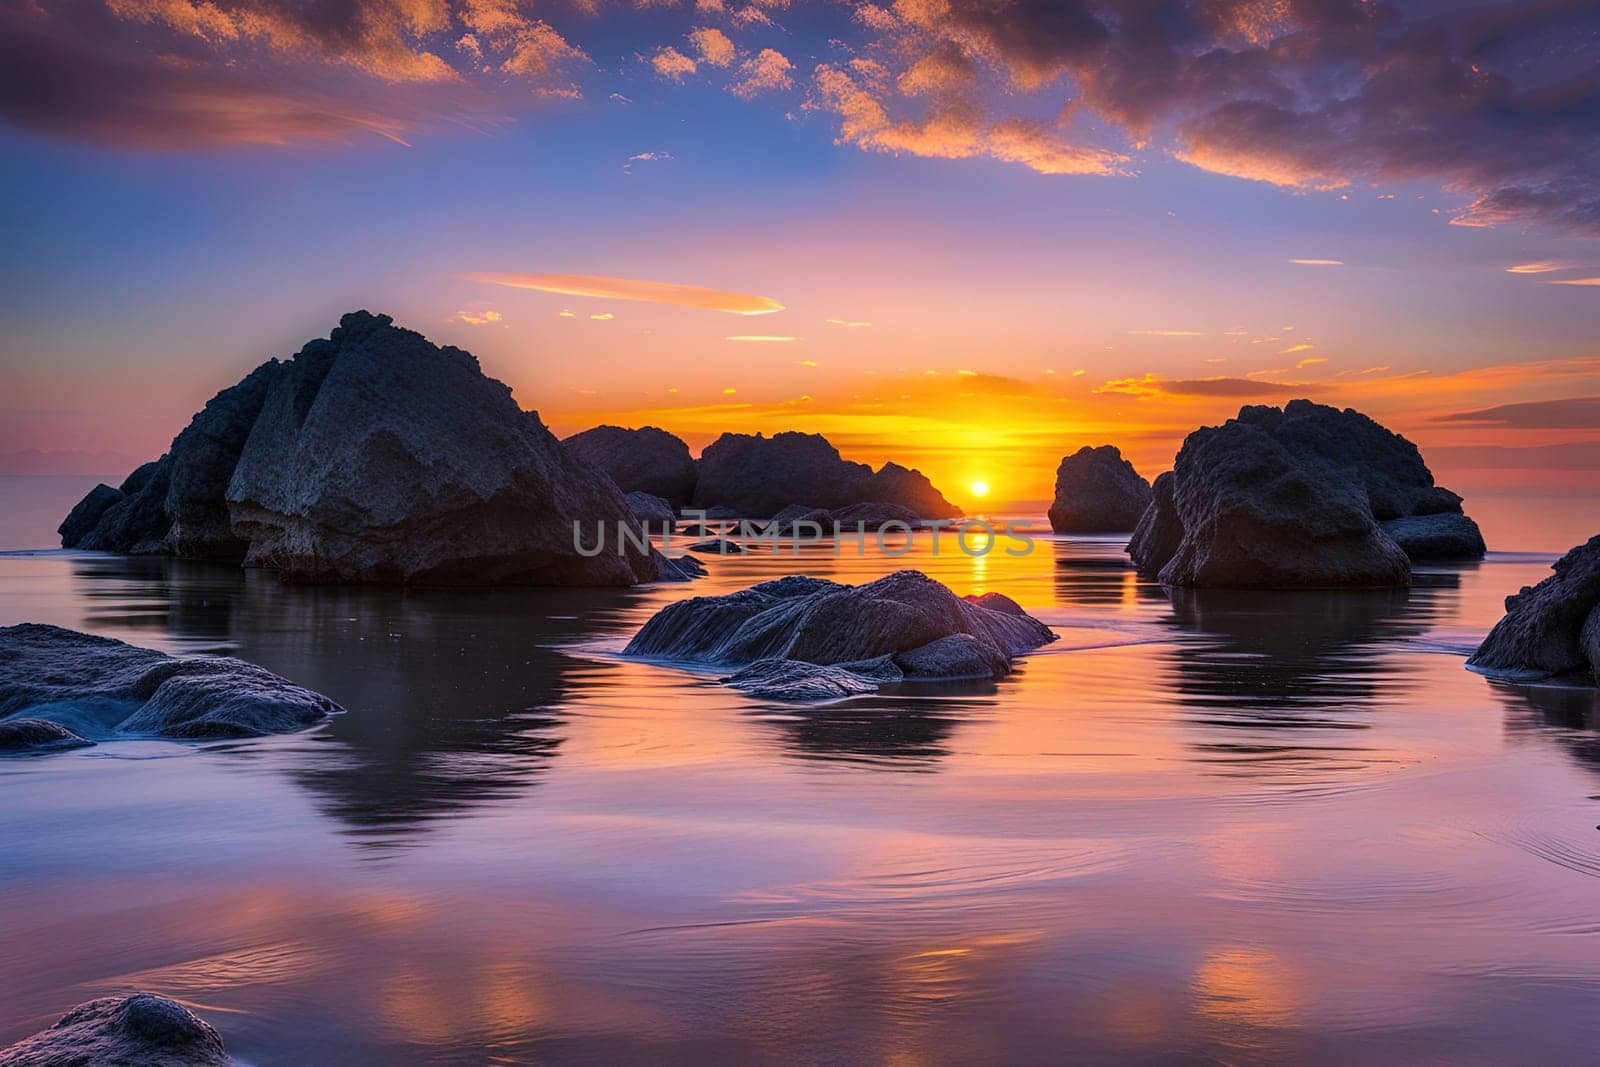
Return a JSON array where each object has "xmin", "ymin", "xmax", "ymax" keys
[
  {"xmin": 0, "ymin": 993, "xmax": 227, "ymax": 1066},
  {"xmin": 225, "ymin": 311, "xmax": 657, "ymax": 585},
  {"xmin": 1047, "ymin": 445, "xmax": 1153, "ymax": 533},
  {"xmin": 1381, "ymin": 513, "xmax": 1487, "ymax": 561},
  {"xmin": 829, "ymin": 502, "xmax": 923, "ymax": 531},
  {"xmin": 624, "ymin": 570, "xmax": 1055, "ymax": 698},
  {"xmin": 654, "ymin": 552, "xmax": 707, "ymax": 581},
  {"xmin": 1468, "ymin": 535, "xmax": 1600, "ymax": 683},
  {"xmin": 163, "ymin": 359, "xmax": 282, "ymax": 558},
  {"xmin": 0, "ymin": 718, "xmax": 94, "ymax": 753},
  {"xmin": 73, "ymin": 458, "xmax": 172, "ymax": 554},
  {"xmin": 723, "ymin": 659, "xmax": 885, "ymax": 700},
  {"xmin": 693, "ymin": 431, "xmax": 956, "ymax": 518},
  {"xmin": 766, "ymin": 506, "xmax": 834, "ymax": 537},
  {"xmin": 625, "ymin": 491, "xmax": 676, "ymax": 527},
  {"xmin": 1129, "ymin": 400, "xmax": 1481, "ymax": 588},
  {"xmin": 57, "ymin": 483, "xmax": 122, "ymax": 547},
  {"xmin": 688, "ymin": 538, "xmax": 745, "ymax": 554},
  {"xmin": 0, "ymin": 624, "xmax": 340, "ymax": 739},
  {"xmin": 565, "ymin": 425, "xmax": 698, "ymax": 505}
]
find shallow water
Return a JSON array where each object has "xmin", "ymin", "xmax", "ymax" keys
[{"xmin": 3, "ymin": 504, "xmax": 1600, "ymax": 1063}]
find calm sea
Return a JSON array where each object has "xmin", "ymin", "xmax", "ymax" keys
[{"xmin": 1, "ymin": 475, "xmax": 1598, "ymax": 1063}]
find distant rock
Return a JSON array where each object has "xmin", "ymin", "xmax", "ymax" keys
[
  {"xmin": 624, "ymin": 570, "xmax": 1056, "ymax": 699},
  {"xmin": 654, "ymin": 552, "xmax": 708, "ymax": 581},
  {"xmin": 765, "ymin": 506, "xmax": 834, "ymax": 537},
  {"xmin": 0, "ymin": 717, "xmax": 94, "ymax": 754},
  {"xmin": 1468, "ymin": 534, "xmax": 1600, "ymax": 684},
  {"xmin": 0, "ymin": 623, "xmax": 340, "ymax": 739},
  {"xmin": 1129, "ymin": 400, "xmax": 1482, "ymax": 588},
  {"xmin": 0, "ymin": 993, "xmax": 227, "ymax": 1066},
  {"xmin": 625, "ymin": 491, "xmax": 676, "ymax": 527},
  {"xmin": 1381, "ymin": 513, "xmax": 1487, "ymax": 562},
  {"xmin": 226, "ymin": 311, "xmax": 658, "ymax": 585},
  {"xmin": 688, "ymin": 538, "xmax": 745, "ymax": 554},
  {"xmin": 1048, "ymin": 445, "xmax": 1153, "ymax": 533},
  {"xmin": 693, "ymin": 431, "xmax": 957, "ymax": 518},
  {"xmin": 565, "ymin": 425, "xmax": 698, "ymax": 505},
  {"xmin": 71, "ymin": 459, "xmax": 172, "ymax": 555},
  {"xmin": 829, "ymin": 501, "xmax": 923, "ymax": 531}
]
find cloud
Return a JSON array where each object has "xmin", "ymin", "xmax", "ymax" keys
[
  {"xmin": 726, "ymin": 335, "xmax": 798, "ymax": 342},
  {"xmin": 1505, "ymin": 260, "xmax": 1583, "ymax": 274},
  {"xmin": 1279, "ymin": 343, "xmax": 1314, "ymax": 355},
  {"xmin": 1436, "ymin": 396, "xmax": 1600, "ymax": 430},
  {"xmin": 1545, "ymin": 277, "xmax": 1600, "ymax": 287},
  {"xmin": 1295, "ymin": 355, "xmax": 1327, "ymax": 369},
  {"xmin": 470, "ymin": 272, "xmax": 784, "ymax": 314},
  {"xmin": 452, "ymin": 308, "xmax": 503, "ymax": 325},
  {"xmin": 623, "ymin": 150, "xmax": 672, "ymax": 173},
  {"xmin": 1128, "ymin": 329, "xmax": 1202, "ymax": 337},
  {"xmin": 650, "ymin": 45, "xmax": 697, "ymax": 81},
  {"xmin": 589, "ymin": 312, "xmax": 614, "ymax": 320},
  {"xmin": 1095, "ymin": 374, "xmax": 1306, "ymax": 399},
  {"xmin": 1289, "ymin": 259, "xmax": 1344, "ymax": 267},
  {"xmin": 688, "ymin": 27, "xmax": 735, "ymax": 68},
  {"xmin": 729, "ymin": 48, "xmax": 792, "ymax": 99},
  {"xmin": 825, "ymin": 318, "xmax": 872, "ymax": 327}
]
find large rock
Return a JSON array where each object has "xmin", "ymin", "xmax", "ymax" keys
[
  {"xmin": 1129, "ymin": 400, "xmax": 1482, "ymax": 588},
  {"xmin": 1381, "ymin": 513, "xmax": 1487, "ymax": 562},
  {"xmin": 0, "ymin": 623, "xmax": 340, "ymax": 739},
  {"xmin": 1468, "ymin": 534, "xmax": 1600, "ymax": 684},
  {"xmin": 624, "ymin": 490, "xmax": 676, "ymax": 527},
  {"xmin": 0, "ymin": 993, "xmax": 227, "ymax": 1066},
  {"xmin": 1047, "ymin": 445, "xmax": 1153, "ymax": 533},
  {"xmin": 565, "ymin": 425, "xmax": 699, "ymax": 506},
  {"xmin": 692, "ymin": 432, "xmax": 957, "ymax": 518},
  {"xmin": 624, "ymin": 570, "xmax": 1056, "ymax": 698},
  {"xmin": 61, "ymin": 358, "xmax": 280, "ymax": 559},
  {"xmin": 225, "ymin": 311, "xmax": 657, "ymax": 585}
]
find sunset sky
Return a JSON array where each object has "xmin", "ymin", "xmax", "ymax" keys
[{"xmin": 2, "ymin": 0, "xmax": 1598, "ymax": 508}]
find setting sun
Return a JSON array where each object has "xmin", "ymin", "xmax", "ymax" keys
[{"xmin": 970, "ymin": 480, "xmax": 991, "ymax": 499}]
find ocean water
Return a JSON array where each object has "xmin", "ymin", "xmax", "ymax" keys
[{"xmin": 1, "ymin": 481, "xmax": 1599, "ymax": 1063}]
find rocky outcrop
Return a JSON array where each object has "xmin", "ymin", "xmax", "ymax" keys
[
  {"xmin": 1468, "ymin": 535, "xmax": 1600, "ymax": 684},
  {"xmin": 1381, "ymin": 513, "xmax": 1487, "ymax": 562},
  {"xmin": 224, "ymin": 311, "xmax": 658, "ymax": 585},
  {"xmin": 1129, "ymin": 400, "xmax": 1483, "ymax": 588},
  {"xmin": 625, "ymin": 491, "xmax": 676, "ymax": 527},
  {"xmin": 1048, "ymin": 445, "xmax": 1153, "ymax": 533},
  {"xmin": 565, "ymin": 425, "xmax": 699, "ymax": 506},
  {"xmin": 624, "ymin": 570, "xmax": 1056, "ymax": 699},
  {"xmin": 692, "ymin": 432, "xmax": 957, "ymax": 518},
  {"xmin": 60, "ymin": 359, "xmax": 281, "ymax": 559},
  {"xmin": 829, "ymin": 501, "xmax": 923, "ymax": 531},
  {"xmin": 0, "ymin": 624, "xmax": 340, "ymax": 739},
  {"xmin": 0, "ymin": 993, "xmax": 228, "ymax": 1066},
  {"xmin": 0, "ymin": 718, "xmax": 94, "ymax": 753}
]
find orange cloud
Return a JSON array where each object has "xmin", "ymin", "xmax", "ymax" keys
[
  {"xmin": 729, "ymin": 48, "xmax": 793, "ymax": 98},
  {"xmin": 1505, "ymin": 260, "xmax": 1582, "ymax": 274},
  {"xmin": 1288, "ymin": 259, "xmax": 1343, "ymax": 266},
  {"xmin": 688, "ymin": 26, "xmax": 735, "ymax": 67},
  {"xmin": 650, "ymin": 45, "xmax": 697, "ymax": 81},
  {"xmin": 470, "ymin": 272, "xmax": 784, "ymax": 314}
]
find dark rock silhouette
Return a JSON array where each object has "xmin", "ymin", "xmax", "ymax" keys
[
  {"xmin": 0, "ymin": 993, "xmax": 227, "ymax": 1066},
  {"xmin": 624, "ymin": 490, "xmax": 676, "ymax": 527},
  {"xmin": 1048, "ymin": 445, "xmax": 1153, "ymax": 533},
  {"xmin": 688, "ymin": 538, "xmax": 745, "ymax": 554},
  {"xmin": 724, "ymin": 658, "xmax": 887, "ymax": 700},
  {"xmin": 1381, "ymin": 513, "xmax": 1487, "ymax": 561},
  {"xmin": 59, "ymin": 312, "xmax": 663, "ymax": 587},
  {"xmin": 0, "ymin": 717, "xmax": 94, "ymax": 753},
  {"xmin": 1469, "ymin": 534, "xmax": 1600, "ymax": 684},
  {"xmin": 624, "ymin": 570, "xmax": 1055, "ymax": 699},
  {"xmin": 829, "ymin": 501, "xmax": 923, "ymax": 531},
  {"xmin": 1130, "ymin": 400, "xmax": 1482, "ymax": 587},
  {"xmin": 0, "ymin": 623, "xmax": 339, "ymax": 739},
  {"xmin": 565, "ymin": 424, "xmax": 699, "ymax": 505},
  {"xmin": 60, "ymin": 359, "xmax": 279, "ymax": 559},
  {"xmin": 224, "ymin": 312, "xmax": 657, "ymax": 585},
  {"xmin": 692, "ymin": 431, "xmax": 957, "ymax": 518}
]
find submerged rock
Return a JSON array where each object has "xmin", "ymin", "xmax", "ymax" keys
[
  {"xmin": 624, "ymin": 570, "xmax": 1055, "ymax": 698},
  {"xmin": 693, "ymin": 432, "xmax": 957, "ymax": 518},
  {"xmin": 723, "ymin": 658, "xmax": 886, "ymax": 700},
  {"xmin": 0, "ymin": 993, "xmax": 227, "ymax": 1066},
  {"xmin": 565, "ymin": 425, "xmax": 699, "ymax": 506},
  {"xmin": 226, "ymin": 311, "xmax": 657, "ymax": 585},
  {"xmin": 1468, "ymin": 534, "xmax": 1600, "ymax": 684},
  {"xmin": 0, "ymin": 717, "xmax": 94, "ymax": 753},
  {"xmin": 1129, "ymin": 400, "xmax": 1482, "ymax": 588},
  {"xmin": 1048, "ymin": 445, "xmax": 1153, "ymax": 533},
  {"xmin": 625, "ymin": 491, "xmax": 676, "ymax": 528},
  {"xmin": 687, "ymin": 538, "xmax": 745, "ymax": 555},
  {"xmin": 654, "ymin": 552, "xmax": 708, "ymax": 581},
  {"xmin": 0, "ymin": 624, "xmax": 340, "ymax": 739}
]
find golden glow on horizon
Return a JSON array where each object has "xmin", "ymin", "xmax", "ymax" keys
[
  {"xmin": 469, "ymin": 272, "xmax": 785, "ymax": 315},
  {"xmin": 970, "ymin": 480, "xmax": 990, "ymax": 499},
  {"xmin": 1288, "ymin": 258, "xmax": 1345, "ymax": 266}
]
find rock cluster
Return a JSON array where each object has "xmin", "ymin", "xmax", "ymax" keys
[
  {"xmin": 692, "ymin": 432, "xmax": 957, "ymax": 518},
  {"xmin": 1468, "ymin": 534, "xmax": 1600, "ymax": 684},
  {"xmin": 0, "ymin": 623, "xmax": 340, "ymax": 746},
  {"xmin": 0, "ymin": 993, "xmax": 228, "ymax": 1065},
  {"xmin": 623, "ymin": 570, "xmax": 1056, "ymax": 699},
  {"xmin": 1129, "ymin": 400, "xmax": 1484, "ymax": 588},
  {"xmin": 60, "ymin": 312, "xmax": 661, "ymax": 586},
  {"xmin": 1048, "ymin": 445, "xmax": 1153, "ymax": 533},
  {"xmin": 565, "ymin": 425, "xmax": 699, "ymax": 506}
]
